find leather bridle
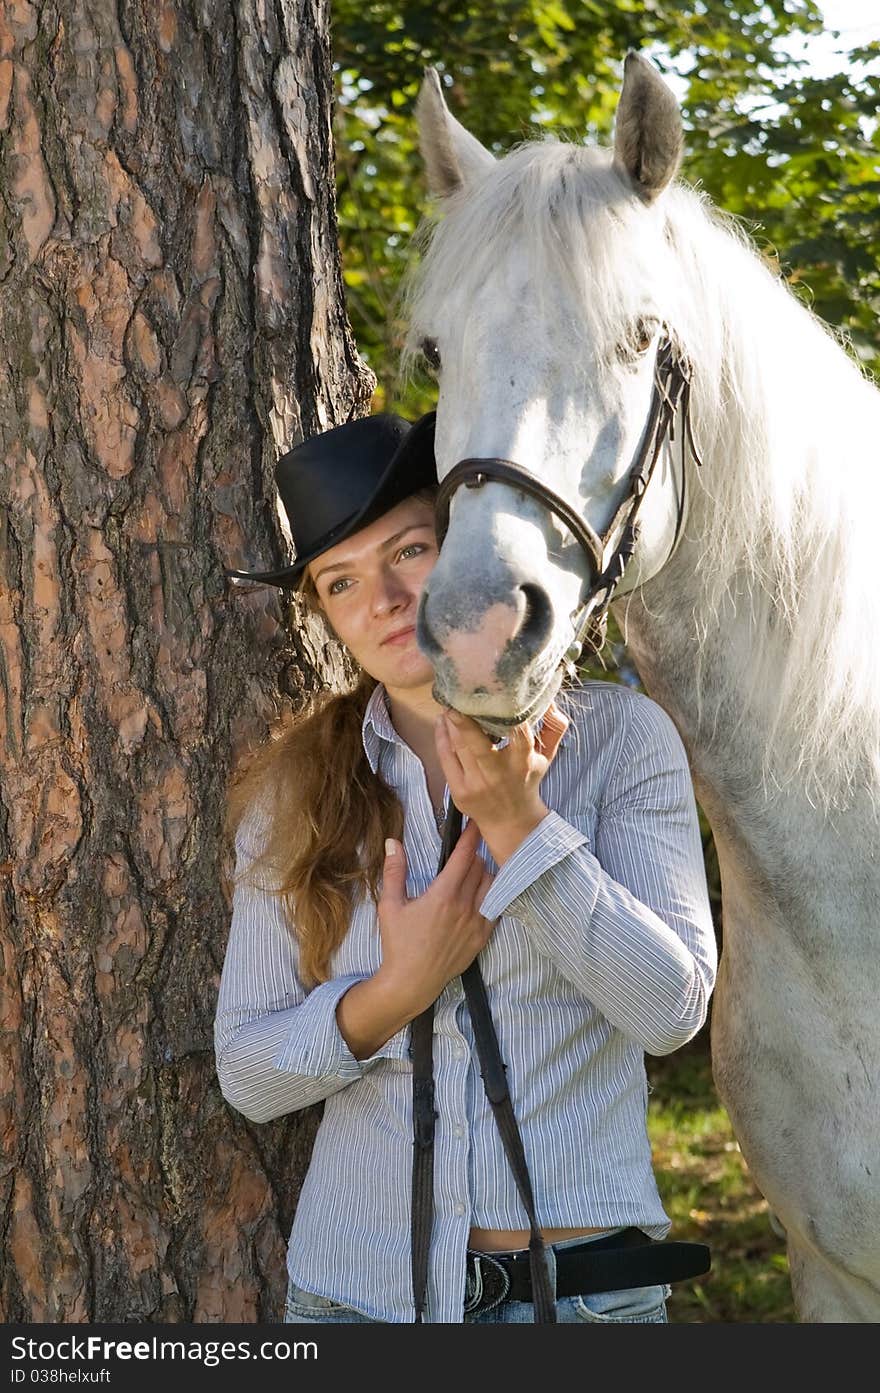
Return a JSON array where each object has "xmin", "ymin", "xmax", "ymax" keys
[{"xmin": 433, "ymin": 336, "xmax": 701, "ymax": 675}]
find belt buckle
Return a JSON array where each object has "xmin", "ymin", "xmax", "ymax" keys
[{"xmin": 464, "ymin": 1252, "xmax": 512, "ymax": 1316}]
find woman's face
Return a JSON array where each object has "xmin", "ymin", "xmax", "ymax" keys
[{"xmin": 307, "ymin": 496, "xmax": 439, "ymax": 692}]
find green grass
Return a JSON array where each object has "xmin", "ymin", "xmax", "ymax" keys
[{"xmin": 646, "ymin": 1034, "xmax": 796, "ymax": 1324}]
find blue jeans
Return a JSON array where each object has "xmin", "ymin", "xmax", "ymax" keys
[{"xmin": 283, "ymin": 1234, "xmax": 669, "ymax": 1324}]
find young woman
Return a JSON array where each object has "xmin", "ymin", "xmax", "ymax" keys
[{"xmin": 217, "ymin": 412, "xmax": 717, "ymax": 1324}]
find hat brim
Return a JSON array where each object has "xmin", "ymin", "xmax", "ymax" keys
[{"xmin": 225, "ymin": 412, "xmax": 437, "ymax": 589}]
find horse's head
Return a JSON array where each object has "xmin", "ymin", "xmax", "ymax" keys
[{"xmin": 409, "ymin": 53, "xmax": 695, "ymax": 731}]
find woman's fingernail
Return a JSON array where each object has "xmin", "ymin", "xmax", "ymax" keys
[{"xmin": 385, "ymin": 839, "xmax": 397, "ymax": 857}]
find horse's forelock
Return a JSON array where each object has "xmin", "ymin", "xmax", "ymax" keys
[{"xmin": 404, "ymin": 141, "xmax": 653, "ymax": 352}]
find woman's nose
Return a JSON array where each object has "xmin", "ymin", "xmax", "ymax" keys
[{"xmin": 371, "ymin": 568, "xmax": 410, "ymax": 615}]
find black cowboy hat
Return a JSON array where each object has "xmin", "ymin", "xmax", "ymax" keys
[{"xmin": 225, "ymin": 411, "xmax": 437, "ymax": 588}]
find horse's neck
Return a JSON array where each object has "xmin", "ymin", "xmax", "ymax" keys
[
  {"xmin": 615, "ymin": 559, "xmax": 782, "ymax": 812},
  {"xmin": 613, "ymin": 497, "xmax": 877, "ymax": 863},
  {"xmin": 616, "ymin": 575, "xmax": 877, "ymax": 979}
]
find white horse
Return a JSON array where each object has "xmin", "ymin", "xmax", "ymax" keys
[{"xmin": 405, "ymin": 53, "xmax": 880, "ymax": 1322}]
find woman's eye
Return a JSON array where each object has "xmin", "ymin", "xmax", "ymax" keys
[
  {"xmin": 420, "ymin": 338, "xmax": 442, "ymax": 373},
  {"xmin": 398, "ymin": 543, "xmax": 425, "ymax": 561},
  {"xmin": 327, "ymin": 578, "xmax": 350, "ymax": 596}
]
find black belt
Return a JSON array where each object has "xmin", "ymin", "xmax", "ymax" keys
[{"xmin": 469, "ymin": 1229, "xmax": 711, "ymax": 1307}]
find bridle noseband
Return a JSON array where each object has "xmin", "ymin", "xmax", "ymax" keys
[{"xmin": 434, "ymin": 337, "xmax": 701, "ymax": 668}]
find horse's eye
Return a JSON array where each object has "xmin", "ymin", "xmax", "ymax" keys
[
  {"xmin": 617, "ymin": 318, "xmax": 656, "ymax": 364},
  {"xmin": 421, "ymin": 338, "xmax": 442, "ymax": 373},
  {"xmin": 634, "ymin": 319, "xmax": 654, "ymax": 354}
]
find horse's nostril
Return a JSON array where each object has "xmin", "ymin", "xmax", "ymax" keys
[
  {"xmin": 416, "ymin": 590, "xmax": 444, "ymax": 659},
  {"xmin": 517, "ymin": 584, "xmax": 553, "ymax": 651}
]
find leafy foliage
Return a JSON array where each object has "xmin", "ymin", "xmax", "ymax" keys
[{"xmin": 330, "ymin": 2, "xmax": 879, "ymax": 410}]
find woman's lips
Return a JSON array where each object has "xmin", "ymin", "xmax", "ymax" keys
[{"xmin": 382, "ymin": 626, "xmax": 416, "ymax": 646}]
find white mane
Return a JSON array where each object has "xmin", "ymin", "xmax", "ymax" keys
[{"xmin": 403, "ymin": 138, "xmax": 880, "ymax": 815}]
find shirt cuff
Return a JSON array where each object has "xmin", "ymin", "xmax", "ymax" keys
[
  {"xmin": 478, "ymin": 810, "xmax": 592, "ymax": 921},
  {"xmin": 273, "ymin": 974, "xmax": 410, "ymax": 1081}
]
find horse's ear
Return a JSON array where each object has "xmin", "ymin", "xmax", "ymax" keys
[
  {"xmin": 416, "ymin": 67, "xmax": 495, "ymax": 198},
  {"xmin": 612, "ymin": 51, "xmax": 683, "ymax": 202}
]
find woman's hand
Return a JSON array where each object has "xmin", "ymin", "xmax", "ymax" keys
[
  {"xmin": 374, "ymin": 818, "xmax": 496, "ymax": 1020},
  {"xmin": 434, "ymin": 700, "xmax": 570, "ymax": 865}
]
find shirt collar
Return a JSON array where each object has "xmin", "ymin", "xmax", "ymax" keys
[{"xmin": 362, "ymin": 682, "xmax": 402, "ymax": 773}]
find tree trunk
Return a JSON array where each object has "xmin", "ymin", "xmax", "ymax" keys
[{"xmin": 0, "ymin": 0, "xmax": 372, "ymax": 1322}]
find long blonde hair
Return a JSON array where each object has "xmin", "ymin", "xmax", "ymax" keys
[{"xmin": 225, "ymin": 489, "xmax": 436, "ymax": 985}]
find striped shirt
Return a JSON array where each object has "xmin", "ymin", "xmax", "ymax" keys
[{"xmin": 214, "ymin": 679, "xmax": 717, "ymax": 1323}]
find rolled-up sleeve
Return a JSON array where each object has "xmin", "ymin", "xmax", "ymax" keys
[
  {"xmin": 478, "ymin": 695, "xmax": 717, "ymax": 1055},
  {"xmin": 214, "ymin": 811, "xmax": 405, "ymax": 1124}
]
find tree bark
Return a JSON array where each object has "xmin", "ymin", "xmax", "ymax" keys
[{"xmin": 0, "ymin": 0, "xmax": 372, "ymax": 1321}]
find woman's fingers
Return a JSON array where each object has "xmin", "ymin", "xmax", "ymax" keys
[
  {"xmin": 461, "ymin": 838, "xmax": 492, "ymax": 900},
  {"xmin": 437, "ymin": 818, "xmax": 481, "ymax": 887},
  {"xmin": 442, "ymin": 710, "xmax": 534, "ymax": 781},
  {"xmin": 507, "ymin": 721, "xmax": 537, "ymax": 758},
  {"xmin": 536, "ymin": 702, "xmax": 570, "ymax": 762},
  {"xmin": 436, "ymin": 713, "xmax": 491, "ymax": 787},
  {"xmin": 439, "ymin": 703, "xmax": 567, "ymax": 767},
  {"xmin": 433, "ymin": 820, "xmax": 496, "ymax": 917},
  {"xmin": 434, "ymin": 711, "xmax": 466, "ymax": 782},
  {"xmin": 443, "ymin": 710, "xmax": 498, "ymax": 759}
]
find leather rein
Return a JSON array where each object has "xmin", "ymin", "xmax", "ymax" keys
[{"xmin": 410, "ymin": 336, "xmax": 702, "ymax": 1323}]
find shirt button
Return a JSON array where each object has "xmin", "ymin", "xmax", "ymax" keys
[
  {"xmin": 453, "ymin": 1124, "xmax": 465, "ymax": 1139},
  {"xmin": 453, "ymin": 1202, "xmax": 466, "ymax": 1215},
  {"xmin": 453, "ymin": 1044, "xmax": 466, "ymax": 1059}
]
